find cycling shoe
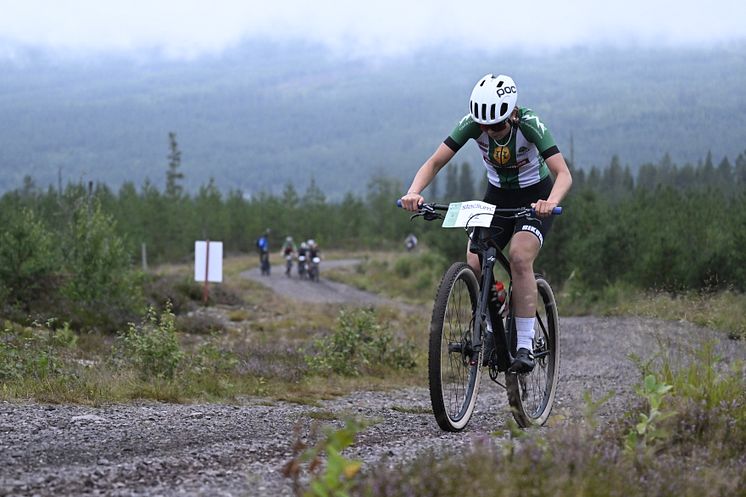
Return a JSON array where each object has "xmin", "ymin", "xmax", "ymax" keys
[{"xmin": 508, "ymin": 348, "xmax": 535, "ymax": 374}]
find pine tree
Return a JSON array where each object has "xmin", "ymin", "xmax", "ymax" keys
[{"xmin": 165, "ymin": 132, "xmax": 184, "ymax": 199}]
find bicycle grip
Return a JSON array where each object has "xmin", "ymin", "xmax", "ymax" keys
[
  {"xmin": 530, "ymin": 206, "xmax": 563, "ymax": 216},
  {"xmin": 396, "ymin": 199, "xmax": 403, "ymax": 208}
]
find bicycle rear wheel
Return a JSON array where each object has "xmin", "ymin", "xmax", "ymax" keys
[
  {"xmin": 506, "ymin": 275, "xmax": 560, "ymax": 427},
  {"xmin": 429, "ymin": 262, "xmax": 482, "ymax": 432}
]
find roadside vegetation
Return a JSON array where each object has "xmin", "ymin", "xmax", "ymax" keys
[
  {"xmin": 0, "ymin": 142, "xmax": 744, "ymax": 494},
  {"xmin": 286, "ymin": 341, "xmax": 745, "ymax": 497},
  {"xmin": 0, "ymin": 253, "xmax": 426, "ymax": 404}
]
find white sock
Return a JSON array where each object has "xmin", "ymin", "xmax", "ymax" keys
[{"xmin": 515, "ymin": 317, "xmax": 535, "ymax": 352}]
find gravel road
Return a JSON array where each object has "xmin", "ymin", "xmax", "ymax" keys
[{"xmin": 2, "ymin": 261, "xmax": 744, "ymax": 497}]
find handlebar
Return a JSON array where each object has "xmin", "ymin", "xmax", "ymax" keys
[{"xmin": 396, "ymin": 199, "xmax": 562, "ymax": 218}]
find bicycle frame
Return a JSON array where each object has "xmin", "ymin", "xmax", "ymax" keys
[{"xmin": 471, "ymin": 230, "xmax": 514, "ymax": 373}]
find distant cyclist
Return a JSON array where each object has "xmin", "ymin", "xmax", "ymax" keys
[
  {"xmin": 400, "ymin": 73, "xmax": 572, "ymax": 373},
  {"xmin": 307, "ymin": 239, "xmax": 322, "ymax": 281},
  {"xmin": 281, "ymin": 236, "xmax": 296, "ymax": 256},
  {"xmin": 297, "ymin": 241, "xmax": 309, "ymax": 278},
  {"xmin": 256, "ymin": 228, "xmax": 271, "ymax": 276},
  {"xmin": 281, "ymin": 236, "xmax": 297, "ymax": 276}
]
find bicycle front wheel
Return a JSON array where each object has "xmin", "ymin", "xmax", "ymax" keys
[
  {"xmin": 429, "ymin": 262, "xmax": 482, "ymax": 432},
  {"xmin": 507, "ymin": 275, "xmax": 560, "ymax": 427}
]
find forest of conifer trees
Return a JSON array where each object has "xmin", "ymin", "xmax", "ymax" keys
[{"xmin": 1, "ymin": 144, "xmax": 744, "ymax": 331}]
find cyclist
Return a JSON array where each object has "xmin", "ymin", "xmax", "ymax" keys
[
  {"xmin": 297, "ymin": 241, "xmax": 309, "ymax": 277},
  {"xmin": 281, "ymin": 236, "xmax": 297, "ymax": 276},
  {"xmin": 307, "ymin": 239, "xmax": 320, "ymax": 259},
  {"xmin": 256, "ymin": 228, "xmax": 271, "ymax": 275},
  {"xmin": 400, "ymin": 73, "xmax": 572, "ymax": 373},
  {"xmin": 281, "ymin": 236, "xmax": 296, "ymax": 256},
  {"xmin": 307, "ymin": 239, "xmax": 322, "ymax": 280}
]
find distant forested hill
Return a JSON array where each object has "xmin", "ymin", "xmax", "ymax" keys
[{"xmin": 0, "ymin": 42, "xmax": 744, "ymax": 198}]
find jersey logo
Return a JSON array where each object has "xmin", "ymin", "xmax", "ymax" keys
[
  {"xmin": 523, "ymin": 115, "xmax": 547, "ymax": 136},
  {"xmin": 457, "ymin": 114, "xmax": 472, "ymax": 131},
  {"xmin": 492, "ymin": 146, "xmax": 511, "ymax": 165}
]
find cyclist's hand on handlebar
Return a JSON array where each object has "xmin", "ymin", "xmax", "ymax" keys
[
  {"xmin": 400, "ymin": 192, "xmax": 424, "ymax": 212},
  {"xmin": 531, "ymin": 199, "xmax": 559, "ymax": 218}
]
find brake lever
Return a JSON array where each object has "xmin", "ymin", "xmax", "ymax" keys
[
  {"xmin": 410, "ymin": 211, "xmax": 443, "ymax": 221},
  {"xmin": 410, "ymin": 204, "xmax": 443, "ymax": 222}
]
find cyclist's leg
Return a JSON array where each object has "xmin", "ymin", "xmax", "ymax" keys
[
  {"xmin": 508, "ymin": 231, "xmax": 541, "ymax": 318},
  {"xmin": 508, "ymin": 215, "xmax": 554, "ymax": 372}
]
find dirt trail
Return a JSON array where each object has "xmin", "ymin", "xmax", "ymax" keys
[
  {"xmin": 2, "ymin": 266, "xmax": 744, "ymax": 497},
  {"xmin": 240, "ymin": 258, "xmax": 396, "ymax": 306}
]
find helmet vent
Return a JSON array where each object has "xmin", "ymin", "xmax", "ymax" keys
[
  {"xmin": 500, "ymin": 103, "xmax": 508, "ymax": 116},
  {"xmin": 481, "ymin": 103, "xmax": 487, "ymax": 120},
  {"xmin": 496, "ymin": 80, "xmax": 504, "ymax": 88},
  {"xmin": 490, "ymin": 104, "xmax": 496, "ymax": 120},
  {"xmin": 479, "ymin": 80, "xmax": 486, "ymax": 87}
]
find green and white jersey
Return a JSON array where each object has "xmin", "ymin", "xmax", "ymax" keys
[{"xmin": 444, "ymin": 107, "xmax": 560, "ymax": 189}]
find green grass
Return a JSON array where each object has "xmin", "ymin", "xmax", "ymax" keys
[
  {"xmin": 323, "ymin": 251, "xmax": 448, "ymax": 305},
  {"xmin": 558, "ymin": 280, "xmax": 746, "ymax": 339},
  {"xmin": 0, "ymin": 257, "xmax": 429, "ymax": 404}
]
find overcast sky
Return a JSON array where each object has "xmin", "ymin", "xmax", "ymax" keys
[{"xmin": 0, "ymin": 0, "xmax": 744, "ymax": 59}]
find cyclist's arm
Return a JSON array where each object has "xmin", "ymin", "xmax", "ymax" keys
[
  {"xmin": 401, "ymin": 143, "xmax": 456, "ymax": 211},
  {"xmin": 533, "ymin": 153, "xmax": 573, "ymax": 217}
]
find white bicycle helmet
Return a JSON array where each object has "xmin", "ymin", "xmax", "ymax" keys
[{"xmin": 469, "ymin": 74, "xmax": 518, "ymax": 125}]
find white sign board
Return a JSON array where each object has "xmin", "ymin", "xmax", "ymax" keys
[
  {"xmin": 441, "ymin": 201, "xmax": 496, "ymax": 228},
  {"xmin": 194, "ymin": 241, "xmax": 223, "ymax": 283}
]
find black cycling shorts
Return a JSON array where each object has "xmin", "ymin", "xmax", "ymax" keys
[{"xmin": 478, "ymin": 176, "xmax": 555, "ymax": 250}]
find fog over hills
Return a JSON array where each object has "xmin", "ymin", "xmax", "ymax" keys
[{"xmin": 1, "ymin": 41, "xmax": 744, "ymax": 198}]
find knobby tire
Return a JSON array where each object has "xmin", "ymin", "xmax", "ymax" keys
[
  {"xmin": 429, "ymin": 262, "xmax": 482, "ymax": 432},
  {"xmin": 506, "ymin": 275, "xmax": 560, "ymax": 427}
]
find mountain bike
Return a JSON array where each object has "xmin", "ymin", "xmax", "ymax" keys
[
  {"xmin": 260, "ymin": 251, "xmax": 271, "ymax": 276},
  {"xmin": 285, "ymin": 253, "xmax": 293, "ymax": 277},
  {"xmin": 298, "ymin": 254, "xmax": 307, "ymax": 279},
  {"xmin": 308, "ymin": 256, "xmax": 321, "ymax": 282},
  {"xmin": 404, "ymin": 200, "xmax": 561, "ymax": 430}
]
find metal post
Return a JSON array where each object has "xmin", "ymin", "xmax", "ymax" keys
[{"xmin": 203, "ymin": 239, "xmax": 210, "ymax": 305}]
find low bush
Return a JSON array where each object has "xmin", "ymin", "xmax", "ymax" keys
[
  {"xmin": 306, "ymin": 308, "xmax": 416, "ymax": 377},
  {"xmin": 0, "ymin": 320, "xmax": 78, "ymax": 381},
  {"xmin": 113, "ymin": 304, "xmax": 183, "ymax": 380}
]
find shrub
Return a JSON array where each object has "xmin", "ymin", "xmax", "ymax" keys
[
  {"xmin": 59, "ymin": 201, "xmax": 143, "ymax": 331},
  {"xmin": 0, "ymin": 208, "xmax": 58, "ymax": 311},
  {"xmin": 0, "ymin": 320, "xmax": 77, "ymax": 381},
  {"xmin": 306, "ymin": 308, "xmax": 416, "ymax": 376},
  {"xmin": 115, "ymin": 304, "xmax": 183, "ymax": 379}
]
